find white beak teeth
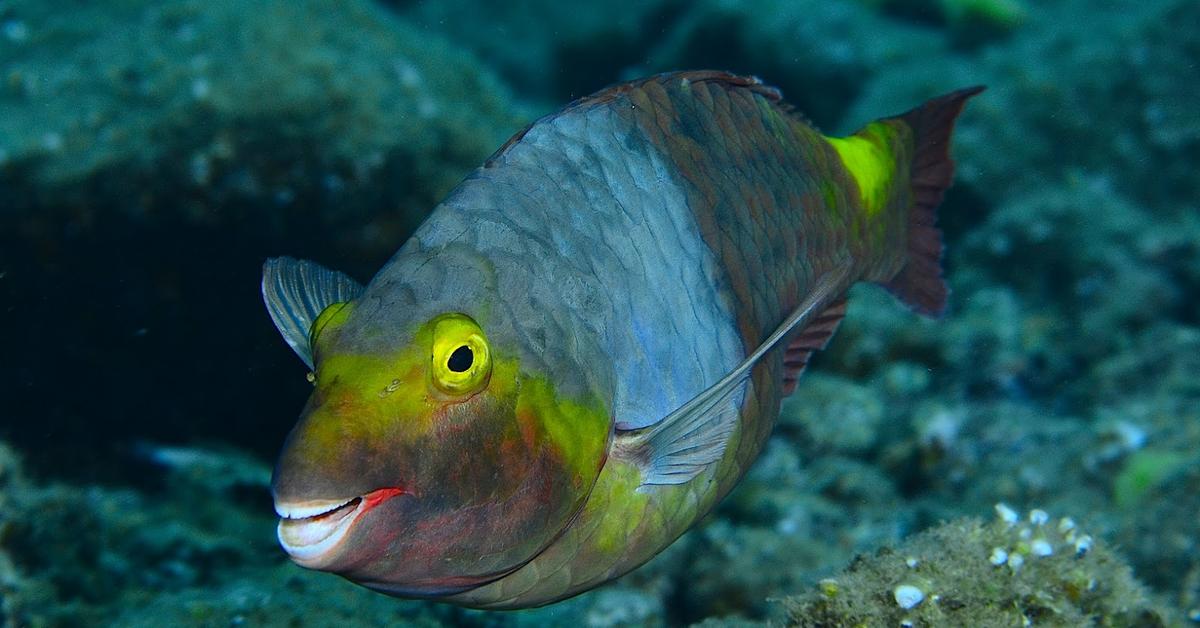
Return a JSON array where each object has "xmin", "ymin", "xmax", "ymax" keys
[
  {"xmin": 274, "ymin": 497, "xmax": 364, "ymax": 566},
  {"xmin": 274, "ymin": 498, "xmax": 357, "ymax": 520}
]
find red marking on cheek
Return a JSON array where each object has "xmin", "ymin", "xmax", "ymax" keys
[
  {"xmin": 363, "ymin": 487, "xmax": 405, "ymax": 511},
  {"xmin": 516, "ymin": 409, "xmax": 538, "ymax": 447},
  {"xmin": 499, "ymin": 434, "xmax": 522, "ymax": 462}
]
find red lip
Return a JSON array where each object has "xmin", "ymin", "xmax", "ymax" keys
[{"xmin": 362, "ymin": 487, "xmax": 406, "ymax": 510}]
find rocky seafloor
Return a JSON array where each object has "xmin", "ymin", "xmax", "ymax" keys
[{"xmin": 1, "ymin": 0, "xmax": 1197, "ymax": 625}]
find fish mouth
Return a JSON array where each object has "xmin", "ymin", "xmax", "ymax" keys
[{"xmin": 275, "ymin": 488, "xmax": 405, "ymax": 568}]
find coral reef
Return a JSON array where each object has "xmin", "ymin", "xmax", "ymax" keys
[
  {"xmin": 864, "ymin": 0, "xmax": 1027, "ymax": 45},
  {"xmin": 390, "ymin": 0, "xmax": 684, "ymax": 105},
  {"xmin": 0, "ymin": 0, "xmax": 526, "ymax": 479},
  {"xmin": 0, "ymin": 437, "xmax": 688, "ymax": 625},
  {"xmin": 0, "ymin": 0, "xmax": 521, "ymax": 228},
  {"xmin": 0, "ymin": 439, "xmax": 470, "ymax": 626},
  {"xmin": 785, "ymin": 508, "xmax": 1177, "ymax": 626},
  {"xmin": 0, "ymin": 441, "xmax": 276, "ymax": 625},
  {"xmin": 629, "ymin": 0, "xmax": 935, "ymax": 129}
]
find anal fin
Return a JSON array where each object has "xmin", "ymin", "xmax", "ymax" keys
[{"xmin": 782, "ymin": 298, "xmax": 847, "ymax": 396}]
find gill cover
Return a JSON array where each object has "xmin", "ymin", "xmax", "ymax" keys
[{"xmin": 262, "ymin": 257, "xmax": 363, "ymax": 369}]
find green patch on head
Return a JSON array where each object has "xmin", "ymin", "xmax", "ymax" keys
[{"xmin": 516, "ymin": 377, "xmax": 610, "ymax": 485}]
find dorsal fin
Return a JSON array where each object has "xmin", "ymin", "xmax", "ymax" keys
[
  {"xmin": 262, "ymin": 257, "xmax": 363, "ymax": 369},
  {"xmin": 615, "ymin": 268, "xmax": 848, "ymax": 486},
  {"xmin": 782, "ymin": 298, "xmax": 847, "ymax": 396},
  {"xmin": 485, "ymin": 72, "xmax": 786, "ymax": 169}
]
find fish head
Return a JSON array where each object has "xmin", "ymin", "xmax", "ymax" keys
[{"xmin": 269, "ymin": 283, "xmax": 612, "ymax": 598}]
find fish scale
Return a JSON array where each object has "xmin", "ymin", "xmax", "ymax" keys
[
  {"xmin": 621, "ymin": 77, "xmax": 867, "ymax": 455},
  {"xmin": 451, "ymin": 97, "xmax": 746, "ymax": 431},
  {"xmin": 446, "ymin": 74, "xmax": 909, "ymax": 607},
  {"xmin": 264, "ymin": 71, "xmax": 981, "ymax": 609}
]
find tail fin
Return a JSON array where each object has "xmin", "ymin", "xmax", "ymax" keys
[{"xmin": 882, "ymin": 86, "xmax": 985, "ymax": 318}]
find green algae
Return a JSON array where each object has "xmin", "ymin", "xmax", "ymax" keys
[
  {"xmin": 1114, "ymin": 449, "xmax": 1191, "ymax": 508},
  {"xmin": 785, "ymin": 514, "xmax": 1177, "ymax": 627},
  {"xmin": 859, "ymin": 0, "xmax": 1026, "ymax": 42}
]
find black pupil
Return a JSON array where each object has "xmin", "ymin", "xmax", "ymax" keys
[{"xmin": 447, "ymin": 346, "xmax": 473, "ymax": 373}]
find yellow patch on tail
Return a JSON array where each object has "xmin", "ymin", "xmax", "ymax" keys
[{"xmin": 826, "ymin": 122, "xmax": 897, "ymax": 217}]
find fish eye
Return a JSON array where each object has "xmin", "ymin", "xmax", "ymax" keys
[
  {"xmin": 430, "ymin": 314, "xmax": 491, "ymax": 397},
  {"xmin": 447, "ymin": 345, "xmax": 473, "ymax": 372}
]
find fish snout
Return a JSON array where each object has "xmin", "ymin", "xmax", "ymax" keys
[
  {"xmin": 270, "ymin": 398, "xmax": 413, "ymax": 569},
  {"xmin": 273, "ymin": 488, "xmax": 406, "ymax": 568}
]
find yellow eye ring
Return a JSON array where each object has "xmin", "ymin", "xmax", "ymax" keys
[{"xmin": 430, "ymin": 313, "xmax": 491, "ymax": 397}]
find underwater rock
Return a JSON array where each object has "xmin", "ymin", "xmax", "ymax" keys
[
  {"xmin": 677, "ymin": 439, "xmax": 907, "ymax": 623},
  {"xmin": 575, "ymin": 587, "xmax": 665, "ymax": 628},
  {"xmin": 1109, "ymin": 450, "xmax": 1200, "ymax": 613},
  {"xmin": 821, "ymin": 283, "xmax": 1050, "ymax": 401},
  {"xmin": 0, "ymin": 0, "xmax": 525, "ymax": 478},
  {"xmin": 848, "ymin": 0, "xmax": 1199, "ymax": 218},
  {"xmin": 0, "ymin": 437, "xmax": 472, "ymax": 625},
  {"xmin": 0, "ymin": 438, "xmax": 684, "ymax": 626},
  {"xmin": 778, "ymin": 374, "xmax": 886, "ymax": 456},
  {"xmin": 0, "ymin": 439, "xmax": 282, "ymax": 625},
  {"xmin": 0, "ymin": 0, "xmax": 521, "ymax": 243},
  {"xmin": 1089, "ymin": 324, "xmax": 1200, "ymax": 410},
  {"xmin": 134, "ymin": 441, "xmax": 271, "ymax": 495},
  {"xmin": 862, "ymin": 0, "xmax": 1026, "ymax": 47},
  {"xmin": 784, "ymin": 510, "xmax": 1177, "ymax": 626},
  {"xmin": 109, "ymin": 563, "xmax": 461, "ymax": 627},
  {"xmin": 823, "ymin": 178, "xmax": 1198, "ymax": 413},
  {"xmin": 630, "ymin": 0, "xmax": 938, "ymax": 130},
  {"xmin": 391, "ymin": 0, "xmax": 683, "ymax": 106},
  {"xmin": 396, "ymin": 0, "xmax": 953, "ymax": 129},
  {"xmin": 0, "ymin": 442, "xmax": 39, "ymax": 627},
  {"xmin": 900, "ymin": 401, "xmax": 1103, "ymax": 517},
  {"xmin": 962, "ymin": 186, "xmax": 1190, "ymax": 354},
  {"xmin": 1111, "ymin": 0, "xmax": 1200, "ymax": 210}
]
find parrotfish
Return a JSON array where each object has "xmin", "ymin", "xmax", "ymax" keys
[{"xmin": 262, "ymin": 71, "xmax": 981, "ymax": 609}]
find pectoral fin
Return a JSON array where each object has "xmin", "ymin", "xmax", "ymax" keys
[
  {"xmin": 617, "ymin": 267, "xmax": 848, "ymax": 486},
  {"xmin": 261, "ymin": 257, "xmax": 363, "ymax": 369}
]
